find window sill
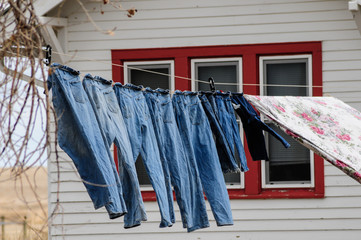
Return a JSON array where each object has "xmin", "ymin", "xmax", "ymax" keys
[
  {"xmin": 140, "ymin": 188, "xmax": 324, "ymax": 202},
  {"xmin": 228, "ymin": 188, "xmax": 324, "ymax": 199}
]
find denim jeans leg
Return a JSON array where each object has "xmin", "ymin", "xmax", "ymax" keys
[
  {"xmin": 48, "ymin": 64, "xmax": 124, "ymax": 218},
  {"xmin": 144, "ymin": 89, "xmax": 175, "ymax": 224},
  {"xmin": 82, "ymin": 74, "xmax": 146, "ymax": 221}
]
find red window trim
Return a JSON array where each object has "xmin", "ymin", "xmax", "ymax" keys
[{"xmin": 112, "ymin": 41, "xmax": 324, "ymax": 201}]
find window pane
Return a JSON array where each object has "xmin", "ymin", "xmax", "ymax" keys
[
  {"xmin": 127, "ymin": 63, "xmax": 171, "ymax": 185},
  {"xmin": 265, "ymin": 62, "xmax": 307, "ymax": 96},
  {"xmin": 267, "ymin": 123, "xmax": 311, "ymax": 182},
  {"xmin": 196, "ymin": 64, "xmax": 238, "ymax": 92},
  {"xmin": 129, "ymin": 64, "xmax": 170, "ymax": 90},
  {"xmin": 195, "ymin": 62, "xmax": 240, "ymax": 185},
  {"xmin": 263, "ymin": 60, "xmax": 311, "ymax": 185}
]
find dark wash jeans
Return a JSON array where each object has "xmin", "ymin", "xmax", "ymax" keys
[
  {"xmin": 82, "ymin": 74, "xmax": 146, "ymax": 224},
  {"xmin": 47, "ymin": 63, "xmax": 125, "ymax": 219},
  {"xmin": 231, "ymin": 93, "xmax": 290, "ymax": 161},
  {"xmin": 113, "ymin": 83, "xmax": 172, "ymax": 228},
  {"xmin": 144, "ymin": 88, "xmax": 209, "ymax": 232},
  {"xmin": 214, "ymin": 92, "xmax": 249, "ymax": 172},
  {"xmin": 172, "ymin": 91, "xmax": 233, "ymax": 227},
  {"xmin": 198, "ymin": 92, "xmax": 240, "ymax": 173}
]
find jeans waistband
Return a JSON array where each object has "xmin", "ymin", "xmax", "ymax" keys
[
  {"xmin": 125, "ymin": 83, "xmax": 144, "ymax": 91},
  {"xmin": 94, "ymin": 75, "xmax": 112, "ymax": 85},
  {"xmin": 173, "ymin": 90, "xmax": 198, "ymax": 96},
  {"xmin": 215, "ymin": 91, "xmax": 231, "ymax": 97},
  {"xmin": 114, "ymin": 83, "xmax": 144, "ymax": 98},
  {"xmin": 231, "ymin": 92, "xmax": 244, "ymax": 97},
  {"xmin": 198, "ymin": 91, "xmax": 215, "ymax": 96},
  {"xmin": 198, "ymin": 94, "xmax": 210, "ymax": 103},
  {"xmin": 84, "ymin": 74, "xmax": 113, "ymax": 85},
  {"xmin": 145, "ymin": 87, "xmax": 156, "ymax": 93},
  {"xmin": 156, "ymin": 88, "xmax": 170, "ymax": 95},
  {"xmin": 51, "ymin": 63, "xmax": 80, "ymax": 75}
]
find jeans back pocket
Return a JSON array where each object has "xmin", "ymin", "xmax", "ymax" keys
[
  {"xmin": 189, "ymin": 103, "xmax": 204, "ymax": 125},
  {"xmin": 103, "ymin": 90, "xmax": 119, "ymax": 113},
  {"xmin": 162, "ymin": 100, "xmax": 173, "ymax": 123},
  {"xmin": 69, "ymin": 80, "xmax": 85, "ymax": 103}
]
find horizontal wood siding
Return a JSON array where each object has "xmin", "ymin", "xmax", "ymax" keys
[{"xmin": 49, "ymin": 0, "xmax": 361, "ymax": 239}]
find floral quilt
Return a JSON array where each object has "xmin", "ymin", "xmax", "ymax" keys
[{"xmin": 244, "ymin": 95, "xmax": 361, "ymax": 184}]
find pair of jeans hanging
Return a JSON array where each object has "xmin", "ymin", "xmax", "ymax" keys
[
  {"xmin": 144, "ymin": 88, "xmax": 209, "ymax": 232},
  {"xmin": 214, "ymin": 91, "xmax": 249, "ymax": 172},
  {"xmin": 82, "ymin": 74, "xmax": 147, "ymax": 226},
  {"xmin": 47, "ymin": 63, "xmax": 125, "ymax": 219},
  {"xmin": 113, "ymin": 83, "xmax": 173, "ymax": 228},
  {"xmin": 199, "ymin": 91, "xmax": 248, "ymax": 173},
  {"xmin": 172, "ymin": 91, "xmax": 233, "ymax": 227},
  {"xmin": 231, "ymin": 93, "xmax": 290, "ymax": 161}
]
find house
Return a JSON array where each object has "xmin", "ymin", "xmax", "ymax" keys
[{"xmin": 40, "ymin": 0, "xmax": 361, "ymax": 239}]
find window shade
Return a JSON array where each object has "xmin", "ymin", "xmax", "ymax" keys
[{"xmin": 264, "ymin": 61, "xmax": 311, "ymax": 183}]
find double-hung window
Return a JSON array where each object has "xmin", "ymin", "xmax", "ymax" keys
[
  {"xmin": 260, "ymin": 55, "xmax": 314, "ymax": 188},
  {"xmin": 112, "ymin": 42, "xmax": 324, "ymax": 200},
  {"xmin": 191, "ymin": 58, "xmax": 244, "ymax": 188}
]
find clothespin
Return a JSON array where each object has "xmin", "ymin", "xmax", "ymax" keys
[
  {"xmin": 208, "ymin": 77, "xmax": 216, "ymax": 92},
  {"xmin": 44, "ymin": 44, "xmax": 52, "ymax": 66}
]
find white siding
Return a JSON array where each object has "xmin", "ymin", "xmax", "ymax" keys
[{"xmin": 49, "ymin": 0, "xmax": 361, "ymax": 239}]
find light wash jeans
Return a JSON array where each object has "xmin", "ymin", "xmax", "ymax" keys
[
  {"xmin": 82, "ymin": 74, "xmax": 146, "ymax": 223},
  {"xmin": 114, "ymin": 83, "xmax": 172, "ymax": 228},
  {"xmin": 48, "ymin": 63, "xmax": 125, "ymax": 219},
  {"xmin": 172, "ymin": 91, "xmax": 233, "ymax": 227},
  {"xmin": 144, "ymin": 88, "xmax": 209, "ymax": 232}
]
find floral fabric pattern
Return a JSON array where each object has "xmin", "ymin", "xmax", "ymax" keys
[{"xmin": 245, "ymin": 95, "xmax": 361, "ymax": 184}]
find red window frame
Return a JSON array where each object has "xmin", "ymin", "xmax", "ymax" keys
[{"xmin": 112, "ymin": 41, "xmax": 324, "ymax": 201}]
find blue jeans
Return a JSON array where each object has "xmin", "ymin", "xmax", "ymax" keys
[
  {"xmin": 198, "ymin": 92, "xmax": 240, "ymax": 173},
  {"xmin": 113, "ymin": 83, "xmax": 172, "ymax": 228},
  {"xmin": 231, "ymin": 93, "xmax": 290, "ymax": 161},
  {"xmin": 144, "ymin": 88, "xmax": 209, "ymax": 232},
  {"xmin": 82, "ymin": 74, "xmax": 146, "ymax": 224},
  {"xmin": 172, "ymin": 91, "xmax": 233, "ymax": 227},
  {"xmin": 214, "ymin": 92, "xmax": 249, "ymax": 172},
  {"xmin": 47, "ymin": 63, "xmax": 125, "ymax": 219}
]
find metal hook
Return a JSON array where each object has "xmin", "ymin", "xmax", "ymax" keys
[
  {"xmin": 208, "ymin": 77, "xmax": 216, "ymax": 92},
  {"xmin": 44, "ymin": 44, "xmax": 52, "ymax": 66}
]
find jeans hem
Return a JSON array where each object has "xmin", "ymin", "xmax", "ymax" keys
[
  {"xmin": 187, "ymin": 223, "xmax": 210, "ymax": 232},
  {"xmin": 108, "ymin": 211, "xmax": 127, "ymax": 220},
  {"xmin": 216, "ymin": 222, "xmax": 234, "ymax": 227},
  {"xmin": 124, "ymin": 222, "xmax": 142, "ymax": 229},
  {"xmin": 159, "ymin": 221, "xmax": 173, "ymax": 228},
  {"xmin": 241, "ymin": 166, "xmax": 249, "ymax": 172}
]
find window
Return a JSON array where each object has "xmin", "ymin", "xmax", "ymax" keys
[
  {"xmin": 260, "ymin": 55, "xmax": 314, "ymax": 188},
  {"xmin": 112, "ymin": 42, "xmax": 324, "ymax": 200},
  {"xmin": 191, "ymin": 58, "xmax": 244, "ymax": 188},
  {"xmin": 124, "ymin": 60, "xmax": 174, "ymax": 91}
]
